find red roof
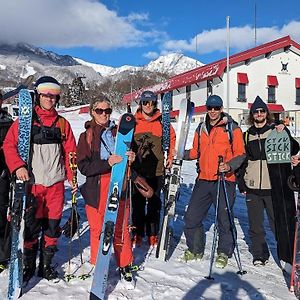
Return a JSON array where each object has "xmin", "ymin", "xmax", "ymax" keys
[
  {"xmin": 248, "ymin": 103, "xmax": 284, "ymax": 112},
  {"xmin": 123, "ymin": 36, "xmax": 300, "ymax": 102}
]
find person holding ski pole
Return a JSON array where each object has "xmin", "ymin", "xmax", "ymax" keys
[
  {"xmin": 0, "ymin": 91, "xmax": 13, "ymax": 273},
  {"xmin": 130, "ymin": 90, "xmax": 176, "ymax": 247},
  {"xmin": 3, "ymin": 76, "xmax": 77, "ymax": 282},
  {"xmin": 77, "ymin": 95, "xmax": 136, "ymax": 282},
  {"xmin": 183, "ymin": 94, "xmax": 245, "ymax": 269},
  {"xmin": 237, "ymin": 96, "xmax": 299, "ymax": 270}
]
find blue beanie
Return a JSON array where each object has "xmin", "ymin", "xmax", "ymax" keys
[
  {"xmin": 206, "ymin": 95, "xmax": 223, "ymax": 107},
  {"xmin": 250, "ymin": 96, "xmax": 268, "ymax": 113}
]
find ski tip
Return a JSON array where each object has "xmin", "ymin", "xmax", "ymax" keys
[{"xmin": 89, "ymin": 291, "xmax": 101, "ymax": 300}]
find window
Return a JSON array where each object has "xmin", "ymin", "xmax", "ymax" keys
[
  {"xmin": 296, "ymin": 78, "xmax": 300, "ymax": 105},
  {"xmin": 237, "ymin": 73, "xmax": 248, "ymax": 102},
  {"xmin": 207, "ymin": 80, "xmax": 213, "ymax": 98},
  {"xmin": 238, "ymin": 83, "xmax": 246, "ymax": 102},
  {"xmin": 268, "ymin": 86, "xmax": 276, "ymax": 103},
  {"xmin": 267, "ymin": 75, "xmax": 278, "ymax": 103},
  {"xmin": 186, "ymin": 85, "xmax": 191, "ymax": 101},
  {"xmin": 296, "ymin": 88, "xmax": 300, "ymax": 105}
]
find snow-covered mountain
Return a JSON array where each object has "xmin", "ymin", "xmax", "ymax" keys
[
  {"xmin": 75, "ymin": 53, "xmax": 203, "ymax": 78},
  {"xmin": 0, "ymin": 43, "xmax": 203, "ymax": 86}
]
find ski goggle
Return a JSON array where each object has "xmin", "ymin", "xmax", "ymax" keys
[
  {"xmin": 206, "ymin": 106, "xmax": 222, "ymax": 111},
  {"xmin": 94, "ymin": 108, "xmax": 112, "ymax": 115},
  {"xmin": 142, "ymin": 101, "xmax": 156, "ymax": 106}
]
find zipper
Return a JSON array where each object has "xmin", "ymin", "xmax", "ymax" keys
[{"xmin": 258, "ymin": 133, "xmax": 263, "ymax": 190}]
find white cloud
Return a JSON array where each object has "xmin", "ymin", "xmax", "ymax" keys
[
  {"xmin": 163, "ymin": 21, "xmax": 300, "ymax": 55},
  {"xmin": 0, "ymin": 0, "xmax": 163, "ymax": 50},
  {"xmin": 143, "ymin": 51, "xmax": 159, "ymax": 59}
]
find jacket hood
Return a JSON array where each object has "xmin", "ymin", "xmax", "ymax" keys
[
  {"xmin": 135, "ymin": 109, "xmax": 161, "ymax": 122},
  {"xmin": 205, "ymin": 112, "xmax": 234, "ymax": 127},
  {"xmin": 84, "ymin": 119, "xmax": 115, "ymax": 130},
  {"xmin": 34, "ymin": 105, "xmax": 58, "ymax": 118}
]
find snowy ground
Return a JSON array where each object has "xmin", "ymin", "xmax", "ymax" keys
[{"xmin": 0, "ymin": 111, "xmax": 298, "ymax": 300}]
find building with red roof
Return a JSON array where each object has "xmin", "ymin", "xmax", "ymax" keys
[{"xmin": 123, "ymin": 36, "xmax": 300, "ymax": 128}]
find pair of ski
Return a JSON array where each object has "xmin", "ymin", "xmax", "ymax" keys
[
  {"xmin": 90, "ymin": 113, "xmax": 135, "ymax": 300},
  {"xmin": 156, "ymin": 93, "xmax": 194, "ymax": 261}
]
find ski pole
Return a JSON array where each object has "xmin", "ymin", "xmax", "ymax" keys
[
  {"xmin": 219, "ymin": 156, "xmax": 246, "ymax": 275},
  {"xmin": 66, "ymin": 152, "xmax": 90, "ymax": 281},
  {"xmin": 205, "ymin": 156, "xmax": 222, "ymax": 280}
]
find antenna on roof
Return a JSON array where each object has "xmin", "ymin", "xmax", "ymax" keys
[
  {"xmin": 195, "ymin": 34, "xmax": 198, "ymax": 67},
  {"xmin": 254, "ymin": 2, "xmax": 257, "ymax": 46}
]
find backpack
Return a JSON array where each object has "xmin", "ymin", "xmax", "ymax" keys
[{"xmin": 32, "ymin": 110, "xmax": 67, "ymax": 142}]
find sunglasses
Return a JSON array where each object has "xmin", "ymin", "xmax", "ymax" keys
[
  {"xmin": 94, "ymin": 108, "xmax": 112, "ymax": 115},
  {"xmin": 207, "ymin": 106, "xmax": 222, "ymax": 111},
  {"xmin": 142, "ymin": 101, "xmax": 156, "ymax": 106},
  {"xmin": 253, "ymin": 109, "xmax": 266, "ymax": 114}
]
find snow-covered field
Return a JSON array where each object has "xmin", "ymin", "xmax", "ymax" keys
[{"xmin": 0, "ymin": 110, "xmax": 297, "ymax": 300}]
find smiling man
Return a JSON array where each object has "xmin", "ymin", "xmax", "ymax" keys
[
  {"xmin": 3, "ymin": 76, "xmax": 77, "ymax": 283},
  {"xmin": 183, "ymin": 94, "xmax": 245, "ymax": 269},
  {"xmin": 238, "ymin": 96, "xmax": 299, "ymax": 272}
]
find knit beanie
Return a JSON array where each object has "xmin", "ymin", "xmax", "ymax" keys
[{"xmin": 250, "ymin": 96, "xmax": 268, "ymax": 113}]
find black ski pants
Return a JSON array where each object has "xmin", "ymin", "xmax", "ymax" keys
[
  {"xmin": 184, "ymin": 179, "xmax": 236, "ymax": 256},
  {"xmin": 0, "ymin": 172, "xmax": 11, "ymax": 263},
  {"xmin": 246, "ymin": 193, "xmax": 275, "ymax": 260},
  {"xmin": 132, "ymin": 176, "xmax": 164, "ymax": 237}
]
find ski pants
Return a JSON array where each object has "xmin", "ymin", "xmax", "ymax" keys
[
  {"xmin": 0, "ymin": 172, "xmax": 11, "ymax": 263},
  {"xmin": 132, "ymin": 175, "xmax": 164, "ymax": 237},
  {"xmin": 85, "ymin": 173, "xmax": 133, "ymax": 267},
  {"xmin": 184, "ymin": 179, "xmax": 236, "ymax": 256},
  {"xmin": 246, "ymin": 193, "xmax": 275, "ymax": 260},
  {"xmin": 24, "ymin": 181, "xmax": 64, "ymax": 250}
]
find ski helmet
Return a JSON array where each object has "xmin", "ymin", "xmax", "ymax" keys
[{"xmin": 206, "ymin": 95, "xmax": 223, "ymax": 107}]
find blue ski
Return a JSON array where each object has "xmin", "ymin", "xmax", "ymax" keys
[
  {"xmin": 90, "ymin": 113, "xmax": 135, "ymax": 300},
  {"xmin": 7, "ymin": 89, "xmax": 33, "ymax": 299}
]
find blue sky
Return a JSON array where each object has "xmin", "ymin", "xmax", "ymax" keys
[{"xmin": 1, "ymin": 0, "xmax": 300, "ymax": 67}]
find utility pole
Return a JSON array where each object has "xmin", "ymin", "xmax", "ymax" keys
[{"xmin": 226, "ymin": 16, "xmax": 230, "ymax": 114}]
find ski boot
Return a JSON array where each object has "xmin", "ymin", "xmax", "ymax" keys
[
  {"xmin": 119, "ymin": 264, "xmax": 135, "ymax": 290},
  {"xmin": 23, "ymin": 245, "xmax": 38, "ymax": 283},
  {"xmin": 183, "ymin": 249, "xmax": 203, "ymax": 262},
  {"xmin": 132, "ymin": 235, "xmax": 143, "ymax": 247},
  {"xmin": 215, "ymin": 252, "xmax": 228, "ymax": 269},
  {"xmin": 38, "ymin": 245, "xmax": 59, "ymax": 280},
  {"xmin": 0, "ymin": 262, "xmax": 7, "ymax": 274},
  {"xmin": 148, "ymin": 235, "xmax": 158, "ymax": 247},
  {"xmin": 253, "ymin": 257, "xmax": 269, "ymax": 266}
]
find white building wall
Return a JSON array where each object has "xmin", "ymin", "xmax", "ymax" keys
[{"xmin": 156, "ymin": 46, "xmax": 300, "ymax": 131}]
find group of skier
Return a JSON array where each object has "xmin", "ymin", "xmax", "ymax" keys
[{"xmin": 0, "ymin": 75, "xmax": 299, "ymax": 295}]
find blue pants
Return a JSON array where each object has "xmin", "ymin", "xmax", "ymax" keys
[{"xmin": 184, "ymin": 179, "xmax": 236, "ymax": 256}]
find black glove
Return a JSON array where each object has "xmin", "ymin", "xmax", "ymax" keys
[{"xmin": 61, "ymin": 209, "xmax": 80, "ymax": 238}]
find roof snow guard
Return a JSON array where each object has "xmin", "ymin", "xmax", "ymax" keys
[{"xmin": 123, "ymin": 36, "xmax": 300, "ymax": 103}]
